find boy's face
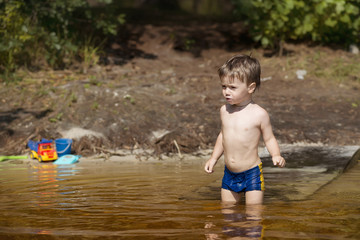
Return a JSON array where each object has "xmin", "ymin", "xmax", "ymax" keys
[{"xmin": 221, "ymin": 77, "xmax": 253, "ymax": 106}]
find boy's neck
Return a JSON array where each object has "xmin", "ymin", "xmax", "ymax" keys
[{"xmin": 234, "ymin": 98, "xmax": 253, "ymax": 108}]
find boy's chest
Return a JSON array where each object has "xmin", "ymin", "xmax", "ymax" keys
[{"xmin": 222, "ymin": 112, "xmax": 260, "ymax": 131}]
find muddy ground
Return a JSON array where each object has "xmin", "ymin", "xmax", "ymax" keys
[{"xmin": 1, "ymin": 22, "xmax": 359, "ymax": 157}]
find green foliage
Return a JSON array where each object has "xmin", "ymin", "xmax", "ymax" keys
[
  {"xmin": 49, "ymin": 112, "xmax": 63, "ymax": 123},
  {"xmin": 0, "ymin": 1, "xmax": 32, "ymax": 74},
  {"xmin": 0, "ymin": 0, "xmax": 126, "ymax": 77},
  {"xmin": 232, "ymin": 0, "xmax": 360, "ymax": 51},
  {"xmin": 80, "ymin": 37, "xmax": 104, "ymax": 73}
]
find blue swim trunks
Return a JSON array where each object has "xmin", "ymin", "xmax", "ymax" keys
[{"xmin": 222, "ymin": 163, "xmax": 265, "ymax": 193}]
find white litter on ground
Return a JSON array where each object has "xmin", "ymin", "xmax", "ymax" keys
[
  {"xmin": 296, "ymin": 69, "xmax": 307, "ymax": 80},
  {"xmin": 59, "ymin": 127, "xmax": 105, "ymax": 140}
]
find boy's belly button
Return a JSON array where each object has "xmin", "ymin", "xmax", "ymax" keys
[{"xmin": 229, "ymin": 158, "xmax": 236, "ymax": 164}]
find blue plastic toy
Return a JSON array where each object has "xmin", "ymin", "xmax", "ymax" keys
[{"xmin": 54, "ymin": 155, "xmax": 81, "ymax": 165}]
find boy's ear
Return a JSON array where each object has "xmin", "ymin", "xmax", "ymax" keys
[{"xmin": 248, "ymin": 82, "xmax": 256, "ymax": 93}]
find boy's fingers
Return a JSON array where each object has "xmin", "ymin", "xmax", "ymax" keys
[
  {"xmin": 204, "ymin": 161, "xmax": 214, "ymax": 173},
  {"xmin": 204, "ymin": 165, "xmax": 213, "ymax": 173},
  {"xmin": 278, "ymin": 158, "xmax": 285, "ymax": 168},
  {"xmin": 273, "ymin": 157, "xmax": 286, "ymax": 168}
]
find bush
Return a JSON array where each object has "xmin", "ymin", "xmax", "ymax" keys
[
  {"xmin": 232, "ymin": 0, "xmax": 360, "ymax": 54},
  {"xmin": 0, "ymin": 0, "xmax": 125, "ymax": 78},
  {"xmin": 0, "ymin": 1, "xmax": 31, "ymax": 74}
]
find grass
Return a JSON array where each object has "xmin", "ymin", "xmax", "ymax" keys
[
  {"xmin": 92, "ymin": 101, "xmax": 99, "ymax": 110},
  {"xmin": 49, "ymin": 112, "xmax": 63, "ymax": 123},
  {"xmin": 313, "ymin": 58, "xmax": 360, "ymax": 84},
  {"xmin": 80, "ymin": 37, "xmax": 104, "ymax": 74},
  {"xmin": 279, "ymin": 45, "xmax": 360, "ymax": 86},
  {"xmin": 123, "ymin": 94, "xmax": 136, "ymax": 105}
]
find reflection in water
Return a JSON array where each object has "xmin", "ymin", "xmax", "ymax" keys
[
  {"xmin": 27, "ymin": 163, "xmax": 80, "ymax": 236},
  {"xmin": 30, "ymin": 163, "xmax": 79, "ymax": 208},
  {"xmin": 31, "ymin": 164, "xmax": 58, "ymax": 208},
  {"xmin": 222, "ymin": 204, "xmax": 263, "ymax": 239},
  {"xmin": 205, "ymin": 204, "xmax": 264, "ymax": 239}
]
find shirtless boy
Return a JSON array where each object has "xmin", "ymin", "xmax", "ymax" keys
[{"xmin": 204, "ymin": 54, "xmax": 286, "ymax": 205}]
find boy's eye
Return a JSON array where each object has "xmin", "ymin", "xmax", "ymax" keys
[{"xmin": 222, "ymin": 85, "xmax": 236, "ymax": 90}]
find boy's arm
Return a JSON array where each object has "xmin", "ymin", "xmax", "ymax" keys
[
  {"xmin": 260, "ymin": 111, "xmax": 286, "ymax": 168},
  {"xmin": 204, "ymin": 131, "xmax": 224, "ymax": 173}
]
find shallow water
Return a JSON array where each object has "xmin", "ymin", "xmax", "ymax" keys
[{"xmin": 0, "ymin": 146, "xmax": 359, "ymax": 239}]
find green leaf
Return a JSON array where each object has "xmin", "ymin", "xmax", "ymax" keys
[
  {"xmin": 261, "ymin": 37, "xmax": 270, "ymax": 47},
  {"xmin": 54, "ymin": 44, "xmax": 61, "ymax": 50},
  {"xmin": 315, "ymin": 2, "xmax": 325, "ymax": 14},
  {"xmin": 117, "ymin": 14, "xmax": 126, "ymax": 24},
  {"xmin": 335, "ymin": 2, "xmax": 345, "ymax": 14},
  {"xmin": 254, "ymin": 34, "xmax": 262, "ymax": 42},
  {"xmin": 340, "ymin": 15, "xmax": 350, "ymax": 23},
  {"xmin": 21, "ymin": 25, "xmax": 28, "ymax": 33},
  {"xmin": 325, "ymin": 18, "xmax": 337, "ymax": 27}
]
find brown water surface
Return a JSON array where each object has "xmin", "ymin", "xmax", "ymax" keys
[{"xmin": 0, "ymin": 146, "xmax": 359, "ymax": 239}]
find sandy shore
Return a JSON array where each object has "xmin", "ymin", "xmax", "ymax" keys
[{"xmin": 6, "ymin": 144, "xmax": 359, "ymax": 167}]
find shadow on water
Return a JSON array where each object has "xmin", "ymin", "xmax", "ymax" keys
[
  {"xmin": 204, "ymin": 146, "xmax": 360, "ymax": 239},
  {"xmin": 0, "ymin": 145, "xmax": 359, "ymax": 239},
  {"xmin": 187, "ymin": 145, "xmax": 360, "ymax": 202}
]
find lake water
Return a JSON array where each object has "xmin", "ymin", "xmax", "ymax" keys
[{"xmin": 0, "ymin": 146, "xmax": 359, "ymax": 239}]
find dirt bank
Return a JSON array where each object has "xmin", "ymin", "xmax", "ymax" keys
[{"xmin": 1, "ymin": 23, "xmax": 359, "ymax": 157}]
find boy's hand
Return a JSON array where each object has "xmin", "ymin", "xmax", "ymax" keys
[
  {"xmin": 204, "ymin": 159, "xmax": 216, "ymax": 173},
  {"xmin": 272, "ymin": 155, "xmax": 286, "ymax": 168}
]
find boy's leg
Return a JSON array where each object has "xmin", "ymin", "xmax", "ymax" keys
[
  {"xmin": 245, "ymin": 190, "xmax": 263, "ymax": 205},
  {"xmin": 221, "ymin": 188, "xmax": 241, "ymax": 203}
]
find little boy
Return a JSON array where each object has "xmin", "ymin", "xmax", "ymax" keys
[{"xmin": 204, "ymin": 54, "xmax": 285, "ymax": 205}]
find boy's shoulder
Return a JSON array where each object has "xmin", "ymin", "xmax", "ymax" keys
[
  {"xmin": 250, "ymin": 102, "xmax": 267, "ymax": 111},
  {"xmin": 249, "ymin": 103, "xmax": 269, "ymax": 117}
]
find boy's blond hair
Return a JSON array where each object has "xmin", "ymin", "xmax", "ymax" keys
[{"xmin": 218, "ymin": 54, "xmax": 261, "ymax": 90}]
